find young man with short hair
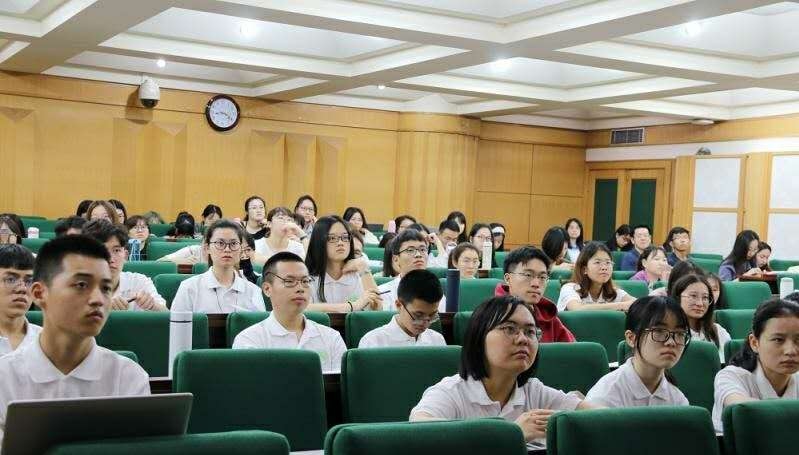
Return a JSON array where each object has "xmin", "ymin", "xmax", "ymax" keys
[
  {"xmin": 54, "ymin": 216, "xmax": 87, "ymax": 237},
  {"xmin": 232, "ymin": 252, "xmax": 347, "ymax": 373},
  {"xmin": 428, "ymin": 220, "xmax": 461, "ymax": 268},
  {"xmin": 359, "ymin": 270, "xmax": 446, "ymax": 348},
  {"xmin": 0, "ymin": 244, "xmax": 39, "ymax": 355},
  {"xmin": 620, "ymin": 225, "xmax": 653, "ymax": 271},
  {"xmin": 665, "ymin": 227, "xmax": 691, "ymax": 266},
  {"xmin": 0, "ymin": 236, "xmax": 150, "ymax": 444},
  {"xmin": 378, "ymin": 229, "xmax": 446, "ymax": 311}
]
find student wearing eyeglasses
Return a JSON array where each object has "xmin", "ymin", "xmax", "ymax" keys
[
  {"xmin": 171, "ymin": 220, "xmax": 265, "ymax": 314},
  {"xmin": 670, "ymin": 274, "xmax": 730, "ymax": 362},
  {"xmin": 378, "ymin": 229, "xmax": 446, "ymax": 311},
  {"xmin": 586, "ymin": 296, "xmax": 691, "ymax": 407},
  {"xmin": 448, "ymin": 243, "xmax": 481, "ymax": 280},
  {"xmin": 557, "ymin": 242, "xmax": 634, "ymax": 312},
  {"xmin": 305, "ymin": 216, "xmax": 381, "ymax": 313},
  {"xmin": 411, "ymin": 296, "xmax": 595, "ymax": 446},
  {"xmin": 232, "ymin": 252, "xmax": 347, "ymax": 373},
  {"xmin": 253, "ymin": 207, "xmax": 307, "ymax": 264},
  {"xmin": 359, "ymin": 270, "xmax": 445, "ymax": 348},
  {"xmin": 0, "ymin": 244, "xmax": 38, "ymax": 355}
]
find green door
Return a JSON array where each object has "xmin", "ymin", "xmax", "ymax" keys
[{"xmin": 593, "ymin": 179, "xmax": 618, "ymax": 243}]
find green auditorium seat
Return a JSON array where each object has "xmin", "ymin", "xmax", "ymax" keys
[
  {"xmin": 544, "ymin": 280, "xmax": 562, "ymax": 302},
  {"xmin": 611, "ymin": 251, "xmax": 625, "ymax": 271},
  {"xmin": 39, "ymin": 231, "xmax": 56, "ymax": 239},
  {"xmin": 775, "ymin": 272, "xmax": 799, "ymax": 290},
  {"xmin": 547, "ymin": 406, "xmax": 719, "ymax": 455},
  {"xmin": 375, "ymin": 276, "xmax": 394, "ymax": 286},
  {"xmin": 724, "ymin": 339, "xmax": 747, "ymax": 362},
  {"xmin": 340, "ymin": 346, "xmax": 461, "ymax": 423},
  {"xmin": 21, "ymin": 237, "xmax": 48, "ymax": 253},
  {"xmin": 615, "ymin": 280, "xmax": 649, "ymax": 298},
  {"xmin": 26, "ymin": 310, "xmax": 42, "ymax": 326},
  {"xmin": 427, "ymin": 267, "xmax": 448, "ymax": 278},
  {"xmin": 715, "ymin": 309, "xmax": 754, "ymax": 339},
  {"xmin": 115, "ymin": 351, "xmax": 139, "ymax": 364},
  {"xmin": 495, "ymin": 251, "xmax": 508, "ymax": 268},
  {"xmin": 453, "ymin": 311, "xmax": 472, "ymax": 345},
  {"xmin": 21, "ymin": 218, "xmax": 57, "ymax": 232},
  {"xmin": 48, "ymin": 431, "xmax": 290, "ymax": 455},
  {"xmin": 723, "ymin": 400, "xmax": 799, "ymax": 455},
  {"xmin": 559, "ymin": 311, "xmax": 625, "ymax": 363},
  {"xmin": 192, "ymin": 263, "xmax": 209, "ymax": 274},
  {"xmin": 770, "ymin": 259, "xmax": 799, "ymax": 271},
  {"xmin": 440, "ymin": 278, "xmax": 501, "ymax": 311},
  {"xmin": 722, "ymin": 282, "xmax": 772, "ymax": 310},
  {"xmin": 173, "ymin": 349, "xmax": 326, "ymax": 450},
  {"xmin": 226, "ymin": 311, "xmax": 331, "ymax": 347},
  {"xmin": 536, "ymin": 342, "xmax": 609, "ymax": 395},
  {"xmin": 489, "ymin": 268, "xmax": 504, "ymax": 280},
  {"xmin": 691, "ymin": 258, "xmax": 722, "ymax": 274},
  {"xmin": 364, "ymin": 246, "xmax": 384, "ymax": 261},
  {"xmin": 153, "ymin": 274, "xmax": 195, "ymax": 308},
  {"xmin": 148, "ymin": 223, "xmax": 173, "ymax": 237},
  {"xmin": 612, "ymin": 270, "xmax": 635, "ymax": 280},
  {"xmin": 343, "ymin": 311, "xmax": 442, "ymax": 348},
  {"xmin": 550, "ymin": 269, "xmax": 572, "ymax": 281},
  {"xmin": 689, "ymin": 253, "xmax": 723, "ymax": 261},
  {"xmin": 19, "ymin": 215, "xmax": 46, "ymax": 220},
  {"xmin": 123, "ymin": 261, "xmax": 177, "ymax": 278},
  {"xmin": 148, "ymin": 242, "xmax": 190, "ymax": 261}
]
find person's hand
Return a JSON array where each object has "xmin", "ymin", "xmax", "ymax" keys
[
  {"xmin": 659, "ymin": 265, "xmax": 671, "ymax": 282},
  {"xmin": 354, "ymin": 289, "xmax": 381, "ymax": 311},
  {"xmin": 515, "ymin": 409, "xmax": 555, "ymax": 441},
  {"xmin": 110, "ymin": 296, "xmax": 130, "ymax": 311},
  {"xmin": 282, "ymin": 222, "xmax": 304, "ymax": 238},
  {"xmin": 133, "ymin": 291, "xmax": 157, "ymax": 311},
  {"xmin": 743, "ymin": 267, "xmax": 763, "ymax": 277}
]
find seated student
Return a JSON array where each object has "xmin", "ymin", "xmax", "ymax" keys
[
  {"xmin": 670, "ymin": 274, "xmax": 730, "ymax": 362},
  {"xmin": 124, "ymin": 215, "xmax": 151, "ymax": 260},
  {"xmin": 0, "ymin": 236, "xmax": 150, "ymax": 444},
  {"xmin": 630, "ymin": 246, "xmax": 671, "ymax": 289},
  {"xmin": 649, "ymin": 259, "xmax": 704, "ymax": 297},
  {"xmin": 0, "ymin": 216, "xmax": 23, "ymax": 245},
  {"xmin": 294, "ymin": 195, "xmax": 319, "ymax": 236},
  {"xmin": 199, "ymin": 204, "xmax": 222, "ymax": 234},
  {"xmin": 446, "ymin": 211, "xmax": 468, "ymax": 243},
  {"xmin": 427, "ymin": 219, "xmax": 460, "ymax": 268},
  {"xmin": 54, "ymin": 216, "xmax": 86, "ymax": 237},
  {"xmin": 541, "ymin": 226, "xmax": 574, "ymax": 271},
  {"xmin": 712, "ymin": 298, "xmax": 799, "ymax": 432},
  {"xmin": 375, "ymin": 236, "xmax": 398, "ymax": 278},
  {"xmin": 496, "ymin": 246, "xmax": 575, "ymax": 343},
  {"xmin": 705, "ymin": 272, "xmax": 727, "ymax": 309},
  {"xmin": 165, "ymin": 212, "xmax": 199, "ymax": 240},
  {"xmin": 156, "ymin": 242, "xmax": 205, "ymax": 265},
  {"xmin": 82, "ymin": 220, "xmax": 167, "ymax": 312},
  {"xmin": 142, "ymin": 211, "xmax": 165, "ymax": 225},
  {"xmin": 359, "ymin": 270, "xmax": 446, "ymax": 348},
  {"xmin": 343, "ymin": 207, "xmax": 379, "ymax": 245},
  {"xmin": 620, "ymin": 225, "xmax": 653, "ymax": 271},
  {"xmin": 232, "ymin": 252, "xmax": 346, "ymax": 373},
  {"xmin": 469, "ymin": 223, "xmax": 497, "ymax": 269},
  {"xmin": 448, "ymin": 243, "xmax": 480, "ymax": 280},
  {"xmin": 410, "ymin": 296, "xmax": 595, "ymax": 445},
  {"xmin": 378, "ymin": 229, "xmax": 446, "ymax": 311},
  {"xmin": 586, "ymin": 296, "xmax": 690, "ymax": 407},
  {"xmin": 719, "ymin": 230, "xmax": 762, "ymax": 281},
  {"xmin": 254, "ymin": 207, "xmax": 307, "ymax": 263},
  {"xmin": 171, "ymin": 220, "xmax": 265, "ymax": 314},
  {"xmin": 606, "ymin": 224, "xmax": 633, "ymax": 252},
  {"xmin": 663, "ymin": 227, "xmax": 691, "ymax": 266},
  {"xmin": 305, "ymin": 216, "xmax": 381, "ymax": 313},
  {"xmin": 85, "ymin": 200, "xmax": 119, "ymax": 224},
  {"xmin": 394, "ymin": 215, "xmax": 417, "ymax": 233},
  {"xmin": 378, "ymin": 231, "xmax": 396, "ymax": 249},
  {"xmin": 557, "ymin": 242, "xmax": 634, "ymax": 312},
  {"xmin": 75, "ymin": 199, "xmax": 92, "ymax": 218},
  {"xmin": 490, "ymin": 223, "xmax": 506, "ymax": 252},
  {"xmin": 238, "ymin": 233, "xmax": 258, "ymax": 285},
  {"xmin": 0, "ymin": 245, "xmax": 39, "ymax": 355},
  {"xmin": 242, "ymin": 196, "xmax": 268, "ymax": 240},
  {"xmin": 564, "ymin": 218, "xmax": 584, "ymax": 263},
  {"xmin": 754, "ymin": 242, "xmax": 772, "ymax": 272},
  {"xmin": 109, "ymin": 199, "xmax": 127, "ymax": 224}
]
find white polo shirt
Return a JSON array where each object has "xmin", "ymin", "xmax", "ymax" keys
[
  {"xmin": 171, "ymin": 268, "xmax": 266, "ymax": 314},
  {"xmin": 556, "ymin": 282, "xmax": 630, "ymax": 312},
  {"xmin": 232, "ymin": 313, "xmax": 347, "ymax": 373},
  {"xmin": 114, "ymin": 272, "xmax": 167, "ymax": 311},
  {"xmin": 378, "ymin": 277, "xmax": 446, "ymax": 312},
  {"xmin": 358, "ymin": 315, "xmax": 446, "ymax": 348},
  {"xmin": 690, "ymin": 324, "xmax": 732, "ymax": 362},
  {"xmin": 0, "ymin": 319, "xmax": 41, "ymax": 357},
  {"xmin": 0, "ymin": 337, "xmax": 150, "ymax": 444},
  {"xmin": 157, "ymin": 245, "xmax": 205, "ymax": 264},
  {"xmin": 254, "ymin": 239, "xmax": 305, "ymax": 261},
  {"xmin": 410, "ymin": 374, "xmax": 582, "ymax": 421},
  {"xmin": 309, "ymin": 272, "xmax": 364, "ymax": 304},
  {"xmin": 586, "ymin": 358, "xmax": 689, "ymax": 408},
  {"xmin": 712, "ymin": 364, "xmax": 799, "ymax": 432}
]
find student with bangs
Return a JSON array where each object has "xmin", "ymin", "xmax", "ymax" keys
[
  {"xmin": 242, "ymin": 196, "xmax": 268, "ymax": 240},
  {"xmin": 448, "ymin": 243, "xmax": 481, "ymax": 280},
  {"xmin": 564, "ymin": 218, "xmax": 584, "ymax": 263},
  {"xmin": 85, "ymin": 200, "xmax": 119, "ymax": 225},
  {"xmin": 630, "ymin": 245, "xmax": 671, "ymax": 289},
  {"xmin": 719, "ymin": 230, "xmax": 762, "ymax": 281},
  {"xmin": 541, "ymin": 226, "xmax": 574, "ymax": 271},
  {"xmin": 343, "ymin": 207, "xmax": 379, "ymax": 245},
  {"xmin": 445, "ymin": 211, "xmax": 468, "ymax": 243},
  {"xmin": 557, "ymin": 242, "xmax": 634, "ymax": 312},
  {"xmin": 663, "ymin": 227, "xmax": 691, "ymax": 266},
  {"xmin": 469, "ymin": 223, "xmax": 497, "ymax": 269},
  {"xmin": 0, "ymin": 245, "xmax": 38, "ymax": 355},
  {"xmin": 670, "ymin": 274, "xmax": 730, "ymax": 361},
  {"xmin": 254, "ymin": 207, "xmax": 307, "ymax": 263}
]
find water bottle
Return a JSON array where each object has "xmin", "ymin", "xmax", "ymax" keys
[
  {"xmin": 780, "ymin": 277, "xmax": 794, "ymax": 298},
  {"xmin": 128, "ymin": 239, "xmax": 141, "ymax": 262},
  {"xmin": 481, "ymin": 240, "xmax": 492, "ymax": 271},
  {"xmin": 27, "ymin": 227, "xmax": 39, "ymax": 239}
]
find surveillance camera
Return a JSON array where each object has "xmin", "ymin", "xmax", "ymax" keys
[{"xmin": 138, "ymin": 76, "xmax": 160, "ymax": 108}]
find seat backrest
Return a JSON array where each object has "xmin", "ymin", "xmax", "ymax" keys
[
  {"xmin": 153, "ymin": 274, "xmax": 195, "ymax": 308},
  {"xmin": 611, "ymin": 270, "xmax": 635, "ymax": 280},
  {"xmin": 723, "ymin": 400, "xmax": 799, "ymax": 455},
  {"xmin": 775, "ymin": 272, "xmax": 799, "ymax": 291},
  {"xmin": 770, "ymin": 259, "xmax": 799, "ymax": 271},
  {"xmin": 147, "ymin": 223, "xmax": 173, "ymax": 237},
  {"xmin": 722, "ymin": 281, "xmax": 772, "ymax": 310},
  {"xmin": 147, "ymin": 242, "xmax": 190, "ymax": 260},
  {"xmin": 440, "ymin": 278, "xmax": 502, "ymax": 311},
  {"xmin": 21, "ymin": 218, "xmax": 58, "ymax": 231},
  {"xmin": 341, "ymin": 346, "xmax": 461, "ymax": 423},
  {"xmin": 614, "ymin": 280, "xmax": 649, "ymax": 298},
  {"xmin": 192, "ymin": 263, "xmax": 210, "ymax": 274},
  {"xmin": 670, "ymin": 340, "xmax": 720, "ymax": 411},
  {"xmin": 547, "ymin": 406, "xmax": 719, "ymax": 455},
  {"xmin": 226, "ymin": 311, "xmax": 331, "ymax": 347},
  {"xmin": 550, "ymin": 269, "xmax": 572, "ymax": 282},
  {"xmin": 325, "ymin": 419, "xmax": 526, "ymax": 455},
  {"xmin": 689, "ymin": 253, "xmax": 723, "ymax": 261},
  {"xmin": 691, "ymin": 258, "xmax": 722, "ymax": 274},
  {"xmin": 545, "ymin": 280, "xmax": 562, "ymax": 302},
  {"xmin": 114, "ymin": 350, "xmax": 139, "ymax": 364},
  {"xmin": 123, "ymin": 261, "xmax": 177, "ymax": 278},
  {"xmin": 715, "ymin": 309, "xmax": 754, "ymax": 339},
  {"xmin": 21, "ymin": 237, "xmax": 49, "ymax": 253},
  {"xmin": 536, "ymin": 342, "xmax": 609, "ymax": 395},
  {"xmin": 363, "ymin": 246, "xmax": 384, "ymax": 261},
  {"xmin": 174, "ymin": 349, "xmax": 326, "ymax": 450},
  {"xmin": 724, "ymin": 339, "xmax": 746, "ymax": 362},
  {"xmin": 375, "ymin": 276, "xmax": 394, "ymax": 286},
  {"xmin": 495, "ymin": 251, "xmax": 508, "ymax": 268},
  {"xmin": 453, "ymin": 311, "xmax": 472, "ymax": 345},
  {"xmin": 559, "ymin": 311, "xmax": 625, "ymax": 362},
  {"xmin": 610, "ymin": 251, "xmax": 625, "ymax": 270},
  {"xmin": 344, "ymin": 311, "xmax": 394, "ymax": 348},
  {"xmin": 426, "ymin": 267, "xmax": 448, "ymax": 278}
]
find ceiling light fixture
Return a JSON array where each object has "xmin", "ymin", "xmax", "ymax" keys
[
  {"xmin": 682, "ymin": 21, "xmax": 702, "ymax": 37},
  {"xmin": 156, "ymin": 58, "xmax": 166, "ymax": 68},
  {"xmin": 691, "ymin": 119, "xmax": 715, "ymax": 126},
  {"xmin": 491, "ymin": 58, "xmax": 511, "ymax": 72},
  {"xmin": 239, "ymin": 21, "xmax": 257, "ymax": 38},
  {"xmin": 377, "ymin": 84, "xmax": 386, "ymax": 90}
]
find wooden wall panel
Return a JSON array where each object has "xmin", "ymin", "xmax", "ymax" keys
[
  {"xmin": 531, "ymin": 145, "xmax": 585, "ymax": 197},
  {"xmin": 741, "ymin": 153, "xmax": 770, "ymax": 233},
  {"xmin": 476, "ymin": 140, "xmax": 533, "ymax": 194},
  {"xmin": 474, "ymin": 192, "xmax": 531, "ymax": 247},
  {"xmin": 670, "ymin": 156, "xmax": 695, "ymax": 230},
  {"xmin": 0, "ymin": 107, "xmax": 35, "ymax": 214},
  {"xmin": 529, "ymin": 195, "xmax": 584, "ymax": 246}
]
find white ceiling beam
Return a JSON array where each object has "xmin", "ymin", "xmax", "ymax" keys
[
  {"xmin": 456, "ymin": 100, "xmax": 538, "ymax": 116},
  {"xmin": 603, "ymin": 99, "xmax": 732, "ymax": 119},
  {"xmin": 0, "ymin": 16, "xmax": 41, "ymax": 39}
]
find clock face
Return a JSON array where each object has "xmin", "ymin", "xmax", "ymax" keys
[{"xmin": 206, "ymin": 95, "xmax": 240, "ymax": 131}]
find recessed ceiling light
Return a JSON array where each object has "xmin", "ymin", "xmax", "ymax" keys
[
  {"xmin": 156, "ymin": 58, "xmax": 166, "ymax": 68},
  {"xmin": 682, "ymin": 21, "xmax": 701, "ymax": 37},
  {"xmin": 239, "ymin": 21, "xmax": 257, "ymax": 38},
  {"xmin": 491, "ymin": 58, "xmax": 511, "ymax": 72},
  {"xmin": 377, "ymin": 84, "xmax": 386, "ymax": 90}
]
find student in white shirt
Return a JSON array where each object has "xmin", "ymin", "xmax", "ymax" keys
[
  {"xmin": 432, "ymin": 219, "xmax": 462, "ymax": 269},
  {"xmin": 359, "ymin": 270, "xmax": 446, "ymax": 348},
  {"xmin": 447, "ymin": 243, "xmax": 480, "ymax": 280},
  {"xmin": 343, "ymin": 206, "xmax": 379, "ymax": 245},
  {"xmin": 410, "ymin": 295, "xmax": 595, "ymax": 444},
  {"xmin": 469, "ymin": 223, "xmax": 496, "ymax": 269},
  {"xmin": 171, "ymin": 220, "xmax": 265, "ymax": 314},
  {"xmin": 0, "ymin": 244, "xmax": 40, "ymax": 356},
  {"xmin": 82, "ymin": 220, "xmax": 167, "ymax": 312},
  {"xmin": 254, "ymin": 207, "xmax": 308, "ymax": 264},
  {"xmin": 242, "ymin": 195, "xmax": 268, "ymax": 240},
  {"xmin": 587, "ymin": 296, "xmax": 691, "ymax": 408},
  {"xmin": 233, "ymin": 252, "xmax": 347, "ymax": 373},
  {"xmin": 557, "ymin": 242, "xmax": 634, "ymax": 312},
  {"xmin": 294, "ymin": 195, "xmax": 319, "ymax": 236},
  {"xmin": 670, "ymin": 274, "xmax": 730, "ymax": 362},
  {"xmin": 0, "ymin": 235, "xmax": 150, "ymax": 444},
  {"xmin": 378, "ymin": 229, "xmax": 445, "ymax": 311},
  {"xmin": 305, "ymin": 216, "xmax": 381, "ymax": 313},
  {"xmin": 712, "ymin": 298, "xmax": 799, "ymax": 432}
]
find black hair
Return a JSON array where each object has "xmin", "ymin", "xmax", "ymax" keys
[
  {"xmin": 378, "ymin": 231, "xmax": 396, "ymax": 249},
  {"xmin": 564, "ymin": 218, "xmax": 584, "ymax": 250},
  {"xmin": 203, "ymin": 219, "xmax": 243, "ymax": 244},
  {"xmin": 632, "ymin": 224, "xmax": 652, "ymax": 237},
  {"xmin": 502, "ymin": 245, "xmax": 552, "ymax": 274},
  {"xmin": 33, "ymin": 235, "xmax": 110, "ymax": 286},
  {"xmin": 468, "ymin": 223, "xmax": 497, "ymax": 268},
  {"xmin": 446, "ymin": 211, "xmax": 468, "ymax": 243},
  {"xmin": 625, "ymin": 296, "xmax": 690, "ymax": 385},
  {"xmin": 663, "ymin": 226, "xmax": 690, "ymax": 252},
  {"xmin": 635, "ymin": 245, "xmax": 667, "ymax": 272},
  {"xmin": 394, "ymin": 215, "xmax": 417, "ymax": 231},
  {"xmin": 541, "ymin": 226, "xmax": 568, "ymax": 265},
  {"xmin": 108, "ymin": 199, "xmax": 127, "ymax": 222},
  {"xmin": 0, "ymin": 244, "xmax": 35, "ymax": 270},
  {"xmin": 263, "ymin": 251, "xmax": 305, "ymax": 284},
  {"xmin": 439, "ymin": 219, "xmax": 461, "ymax": 238},
  {"xmin": 460, "ymin": 296, "xmax": 539, "ymax": 387},
  {"xmin": 755, "ymin": 241, "xmax": 772, "ymax": 272},
  {"xmin": 294, "ymin": 195, "xmax": 318, "ymax": 215},
  {"xmin": 705, "ymin": 272, "xmax": 726, "ymax": 309},
  {"xmin": 390, "ymin": 229, "xmax": 428, "ymax": 256},
  {"xmin": 616, "ymin": 224, "xmax": 632, "ymax": 236},
  {"xmin": 243, "ymin": 196, "xmax": 266, "ymax": 223},
  {"xmin": 448, "ymin": 242, "xmax": 481, "ymax": 269},
  {"xmin": 343, "ymin": 207, "xmax": 368, "ymax": 230},
  {"xmin": 76, "ymin": 200, "xmax": 93, "ymax": 217},
  {"xmin": 724, "ymin": 230, "xmax": 760, "ymax": 275},
  {"xmin": 123, "ymin": 215, "xmax": 148, "ymax": 232},
  {"xmin": 670, "ymin": 274, "xmax": 719, "ymax": 346},
  {"xmin": 382, "ymin": 237, "xmax": 397, "ymax": 277},
  {"xmin": 408, "ymin": 223, "xmax": 430, "ymax": 234},
  {"xmin": 397, "ymin": 269, "xmax": 444, "ymax": 305},
  {"xmin": 202, "ymin": 204, "xmax": 223, "ymax": 220},
  {"xmin": 82, "ymin": 219, "xmax": 129, "ymax": 247},
  {"xmin": 54, "ymin": 216, "xmax": 87, "ymax": 237},
  {"xmin": 0, "ymin": 215, "xmax": 24, "ymax": 244},
  {"xmin": 490, "ymin": 223, "xmax": 506, "ymax": 252},
  {"xmin": 666, "ymin": 260, "xmax": 705, "ymax": 297},
  {"xmin": 242, "ymin": 232, "xmax": 255, "ymax": 250},
  {"xmin": 729, "ymin": 298, "xmax": 799, "ymax": 372},
  {"xmin": 785, "ymin": 291, "xmax": 799, "ymax": 304},
  {"xmin": 168, "ymin": 212, "xmax": 195, "ymax": 238},
  {"xmin": 571, "ymin": 241, "xmax": 617, "ymax": 301},
  {"xmin": 305, "ymin": 216, "xmax": 356, "ymax": 302}
]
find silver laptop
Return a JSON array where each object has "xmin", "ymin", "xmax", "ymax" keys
[{"xmin": 2, "ymin": 393, "xmax": 193, "ymax": 455}]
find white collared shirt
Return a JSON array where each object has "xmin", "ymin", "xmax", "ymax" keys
[
  {"xmin": 114, "ymin": 272, "xmax": 167, "ymax": 311},
  {"xmin": 586, "ymin": 358, "xmax": 689, "ymax": 408},
  {"xmin": 410, "ymin": 374, "xmax": 582, "ymax": 421},
  {"xmin": 358, "ymin": 315, "xmax": 446, "ymax": 348},
  {"xmin": 712, "ymin": 364, "xmax": 799, "ymax": 432},
  {"xmin": 690, "ymin": 324, "xmax": 731, "ymax": 362},
  {"xmin": 0, "ymin": 319, "xmax": 41, "ymax": 357},
  {"xmin": 378, "ymin": 277, "xmax": 447, "ymax": 312},
  {"xmin": 254, "ymin": 239, "xmax": 305, "ymax": 261},
  {"xmin": 556, "ymin": 282, "xmax": 630, "ymax": 312},
  {"xmin": 170, "ymin": 268, "xmax": 266, "ymax": 314},
  {"xmin": 0, "ymin": 336, "xmax": 150, "ymax": 444},
  {"xmin": 157, "ymin": 245, "xmax": 205, "ymax": 264},
  {"xmin": 232, "ymin": 313, "xmax": 347, "ymax": 373},
  {"xmin": 309, "ymin": 272, "xmax": 364, "ymax": 303}
]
